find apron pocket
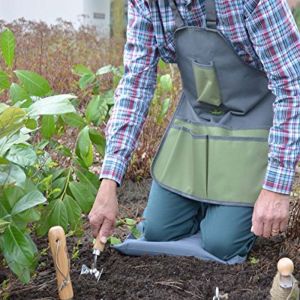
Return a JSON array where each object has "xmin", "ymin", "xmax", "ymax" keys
[
  {"xmin": 207, "ymin": 137, "xmax": 268, "ymax": 205},
  {"xmin": 152, "ymin": 126, "xmax": 207, "ymax": 198},
  {"xmin": 192, "ymin": 60, "xmax": 222, "ymax": 107}
]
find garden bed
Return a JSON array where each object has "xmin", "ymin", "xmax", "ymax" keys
[{"xmin": 2, "ymin": 179, "xmax": 300, "ymax": 300}]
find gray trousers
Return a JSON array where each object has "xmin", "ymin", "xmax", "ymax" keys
[{"xmin": 142, "ymin": 180, "xmax": 256, "ymax": 261}]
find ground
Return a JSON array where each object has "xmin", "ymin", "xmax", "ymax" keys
[{"xmin": 2, "ymin": 179, "xmax": 300, "ymax": 300}]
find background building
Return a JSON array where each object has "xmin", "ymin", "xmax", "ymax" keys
[{"xmin": 0, "ymin": 0, "xmax": 127, "ymax": 38}]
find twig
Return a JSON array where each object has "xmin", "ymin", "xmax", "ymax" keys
[
  {"xmin": 156, "ymin": 280, "xmax": 204, "ymax": 299},
  {"xmin": 9, "ymin": 279, "xmax": 56, "ymax": 295}
]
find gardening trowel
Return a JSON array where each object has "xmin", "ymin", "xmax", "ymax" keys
[{"xmin": 80, "ymin": 239, "xmax": 105, "ymax": 282}]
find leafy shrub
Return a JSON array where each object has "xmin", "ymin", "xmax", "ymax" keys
[{"xmin": 0, "ymin": 28, "xmax": 105, "ymax": 283}]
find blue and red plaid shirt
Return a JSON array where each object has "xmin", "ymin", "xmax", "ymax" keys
[{"xmin": 100, "ymin": 0, "xmax": 300, "ymax": 195}]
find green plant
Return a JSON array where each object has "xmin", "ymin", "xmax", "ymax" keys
[
  {"xmin": 0, "ymin": 278, "xmax": 10, "ymax": 300},
  {"xmin": 293, "ymin": 7, "xmax": 300, "ymax": 28},
  {"xmin": 107, "ymin": 217, "xmax": 143, "ymax": 246},
  {"xmin": 249, "ymin": 256, "xmax": 259, "ymax": 265},
  {"xmin": 150, "ymin": 59, "xmax": 174, "ymax": 125},
  {"xmin": 0, "ymin": 28, "xmax": 104, "ymax": 283}
]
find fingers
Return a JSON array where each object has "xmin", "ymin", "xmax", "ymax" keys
[
  {"xmin": 263, "ymin": 221, "xmax": 273, "ymax": 238},
  {"xmin": 88, "ymin": 180, "xmax": 119, "ymax": 243},
  {"xmin": 279, "ymin": 218, "xmax": 289, "ymax": 233},
  {"xmin": 89, "ymin": 214, "xmax": 104, "ymax": 238},
  {"xmin": 251, "ymin": 210, "xmax": 264, "ymax": 236},
  {"xmin": 99, "ymin": 218, "xmax": 114, "ymax": 243},
  {"xmin": 251, "ymin": 189, "xmax": 290, "ymax": 238}
]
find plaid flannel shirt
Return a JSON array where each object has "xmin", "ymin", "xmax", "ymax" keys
[{"xmin": 100, "ymin": 0, "xmax": 300, "ymax": 195}]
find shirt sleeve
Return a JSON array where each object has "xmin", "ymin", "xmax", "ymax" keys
[
  {"xmin": 245, "ymin": 0, "xmax": 300, "ymax": 194},
  {"xmin": 100, "ymin": 0, "xmax": 159, "ymax": 186}
]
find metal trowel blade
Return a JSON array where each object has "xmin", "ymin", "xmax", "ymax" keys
[
  {"xmin": 80, "ymin": 264, "xmax": 91, "ymax": 275},
  {"xmin": 80, "ymin": 264, "xmax": 103, "ymax": 282}
]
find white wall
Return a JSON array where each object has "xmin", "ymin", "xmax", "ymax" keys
[
  {"xmin": 83, "ymin": 0, "xmax": 111, "ymax": 36},
  {"xmin": 0, "ymin": 0, "xmax": 84, "ymax": 27}
]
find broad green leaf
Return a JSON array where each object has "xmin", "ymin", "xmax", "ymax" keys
[
  {"xmin": 0, "ymin": 163, "xmax": 26, "ymax": 187},
  {"xmin": 12, "ymin": 208, "xmax": 41, "ymax": 231},
  {"xmin": 14, "ymin": 70, "xmax": 51, "ymax": 97},
  {"xmin": 0, "ymin": 70, "xmax": 10, "ymax": 89},
  {"xmin": 102, "ymin": 90, "xmax": 114, "ymax": 105},
  {"xmin": 0, "ymin": 218, "xmax": 10, "ymax": 233},
  {"xmin": 85, "ymin": 96, "xmax": 101, "ymax": 123},
  {"xmin": 50, "ymin": 168, "xmax": 67, "ymax": 181},
  {"xmin": 47, "ymin": 199, "xmax": 68, "ymax": 230},
  {"xmin": 6, "ymin": 144, "xmax": 37, "ymax": 167},
  {"xmin": 61, "ymin": 112, "xmax": 86, "ymax": 129},
  {"xmin": 37, "ymin": 199, "xmax": 68, "ymax": 236},
  {"xmin": 75, "ymin": 126, "xmax": 93, "ymax": 167},
  {"xmin": 160, "ymin": 74, "xmax": 172, "ymax": 93},
  {"xmin": 0, "ymin": 107, "xmax": 25, "ymax": 139},
  {"xmin": 11, "ymin": 190, "xmax": 46, "ymax": 215},
  {"xmin": 0, "ymin": 224, "xmax": 38, "ymax": 283},
  {"xmin": 157, "ymin": 98, "xmax": 171, "ymax": 123},
  {"xmin": 85, "ymin": 95, "xmax": 108, "ymax": 125},
  {"xmin": 108, "ymin": 236, "xmax": 122, "ymax": 245},
  {"xmin": 41, "ymin": 115, "xmax": 55, "ymax": 139},
  {"xmin": 96, "ymin": 65, "xmax": 113, "ymax": 76},
  {"xmin": 3, "ymin": 185, "xmax": 25, "ymax": 209},
  {"xmin": 9, "ymin": 83, "xmax": 31, "ymax": 105},
  {"xmin": 75, "ymin": 168, "xmax": 99, "ymax": 195},
  {"xmin": 50, "ymin": 176, "xmax": 67, "ymax": 198},
  {"xmin": 79, "ymin": 73, "xmax": 96, "ymax": 90},
  {"xmin": 0, "ymin": 28, "xmax": 15, "ymax": 68},
  {"xmin": 125, "ymin": 218, "xmax": 136, "ymax": 226},
  {"xmin": 1, "ymin": 186, "xmax": 26, "ymax": 215},
  {"xmin": 83, "ymin": 143, "xmax": 93, "ymax": 167},
  {"xmin": 89, "ymin": 128, "xmax": 106, "ymax": 157},
  {"xmin": 158, "ymin": 58, "xmax": 168, "ymax": 72},
  {"xmin": 131, "ymin": 226, "xmax": 142, "ymax": 239},
  {"xmin": 0, "ymin": 131, "xmax": 30, "ymax": 155},
  {"xmin": 0, "ymin": 199, "xmax": 10, "ymax": 219},
  {"xmin": 24, "ymin": 118, "xmax": 37, "ymax": 130},
  {"xmin": 69, "ymin": 181, "xmax": 95, "ymax": 213},
  {"xmin": 28, "ymin": 94, "xmax": 76, "ymax": 117},
  {"xmin": 76, "ymin": 126, "xmax": 90, "ymax": 157},
  {"xmin": 72, "ymin": 64, "xmax": 93, "ymax": 76},
  {"xmin": 64, "ymin": 195, "xmax": 82, "ymax": 230}
]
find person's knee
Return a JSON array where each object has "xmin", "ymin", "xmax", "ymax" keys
[
  {"xmin": 143, "ymin": 219, "xmax": 169, "ymax": 241},
  {"xmin": 201, "ymin": 231, "xmax": 243, "ymax": 260}
]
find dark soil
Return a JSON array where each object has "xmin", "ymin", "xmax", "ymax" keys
[{"xmin": 2, "ymin": 179, "xmax": 300, "ymax": 300}]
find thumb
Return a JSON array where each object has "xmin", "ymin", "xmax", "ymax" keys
[{"xmin": 99, "ymin": 218, "xmax": 114, "ymax": 243}]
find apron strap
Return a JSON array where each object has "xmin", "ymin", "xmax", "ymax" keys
[
  {"xmin": 169, "ymin": 0, "xmax": 185, "ymax": 29},
  {"xmin": 205, "ymin": 0, "xmax": 217, "ymax": 29}
]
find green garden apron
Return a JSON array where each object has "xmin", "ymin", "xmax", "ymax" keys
[{"xmin": 151, "ymin": 0, "xmax": 275, "ymax": 206}]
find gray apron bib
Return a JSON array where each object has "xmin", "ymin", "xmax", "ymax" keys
[{"xmin": 151, "ymin": 0, "xmax": 275, "ymax": 206}]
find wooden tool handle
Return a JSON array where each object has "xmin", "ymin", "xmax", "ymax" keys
[
  {"xmin": 277, "ymin": 257, "xmax": 294, "ymax": 276},
  {"xmin": 94, "ymin": 238, "xmax": 105, "ymax": 252},
  {"xmin": 48, "ymin": 226, "xmax": 73, "ymax": 300}
]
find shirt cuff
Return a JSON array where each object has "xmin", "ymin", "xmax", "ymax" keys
[
  {"xmin": 99, "ymin": 154, "xmax": 128, "ymax": 187},
  {"xmin": 263, "ymin": 162, "xmax": 295, "ymax": 195}
]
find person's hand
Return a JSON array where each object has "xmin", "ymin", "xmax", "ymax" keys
[
  {"xmin": 88, "ymin": 179, "xmax": 119, "ymax": 244},
  {"xmin": 251, "ymin": 189, "xmax": 290, "ymax": 238}
]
